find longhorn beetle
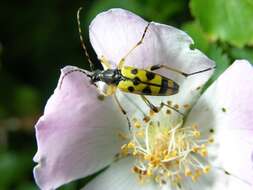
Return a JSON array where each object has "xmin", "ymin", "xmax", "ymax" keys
[{"xmin": 60, "ymin": 7, "xmax": 215, "ymax": 116}]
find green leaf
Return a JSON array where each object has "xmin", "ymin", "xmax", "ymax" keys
[
  {"xmin": 16, "ymin": 183, "xmax": 37, "ymax": 190},
  {"xmin": 207, "ymin": 45, "xmax": 230, "ymax": 83},
  {"xmin": 0, "ymin": 42, "xmax": 2, "ymax": 67},
  {"xmin": 0, "ymin": 42, "xmax": 2, "ymax": 55},
  {"xmin": 229, "ymin": 47, "xmax": 253, "ymax": 64},
  {"xmin": 85, "ymin": 0, "xmax": 143, "ymax": 24},
  {"xmin": 140, "ymin": 0, "xmax": 185, "ymax": 22},
  {"xmin": 190, "ymin": 0, "xmax": 253, "ymax": 47},
  {"xmin": 13, "ymin": 86, "xmax": 40, "ymax": 116},
  {"xmin": 181, "ymin": 21, "xmax": 230, "ymax": 81},
  {"xmin": 181, "ymin": 21, "xmax": 209, "ymax": 52},
  {"xmin": 85, "ymin": 0, "xmax": 186, "ymax": 24},
  {"xmin": 58, "ymin": 167, "xmax": 106, "ymax": 189},
  {"xmin": 0, "ymin": 152, "xmax": 33, "ymax": 189}
]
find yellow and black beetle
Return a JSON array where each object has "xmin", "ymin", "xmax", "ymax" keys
[{"xmin": 60, "ymin": 8, "xmax": 215, "ymax": 115}]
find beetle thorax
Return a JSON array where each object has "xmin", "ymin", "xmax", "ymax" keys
[{"xmin": 92, "ymin": 69, "xmax": 121, "ymax": 85}]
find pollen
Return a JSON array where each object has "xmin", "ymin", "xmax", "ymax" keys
[{"xmin": 119, "ymin": 111, "xmax": 214, "ymax": 187}]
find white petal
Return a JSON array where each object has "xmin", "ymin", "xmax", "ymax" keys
[
  {"xmin": 89, "ymin": 8, "xmax": 215, "ymax": 117},
  {"xmin": 185, "ymin": 60, "xmax": 253, "ymax": 186},
  {"xmin": 33, "ymin": 66, "xmax": 129, "ymax": 190},
  {"xmin": 188, "ymin": 168, "xmax": 252, "ymax": 190},
  {"xmin": 83, "ymin": 158, "xmax": 163, "ymax": 190}
]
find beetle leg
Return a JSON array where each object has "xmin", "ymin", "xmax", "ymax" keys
[
  {"xmin": 113, "ymin": 94, "xmax": 127, "ymax": 115},
  {"xmin": 140, "ymin": 95, "xmax": 159, "ymax": 113},
  {"xmin": 113, "ymin": 94, "xmax": 132, "ymax": 130},
  {"xmin": 140, "ymin": 95, "xmax": 184, "ymax": 116},
  {"xmin": 148, "ymin": 64, "xmax": 216, "ymax": 77},
  {"xmin": 118, "ymin": 23, "xmax": 151, "ymax": 69}
]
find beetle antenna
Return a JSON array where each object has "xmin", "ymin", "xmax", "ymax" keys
[
  {"xmin": 77, "ymin": 7, "xmax": 95, "ymax": 71},
  {"xmin": 59, "ymin": 68, "xmax": 92, "ymax": 89}
]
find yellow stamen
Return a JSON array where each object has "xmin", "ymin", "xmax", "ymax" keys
[{"xmin": 119, "ymin": 110, "xmax": 213, "ymax": 187}]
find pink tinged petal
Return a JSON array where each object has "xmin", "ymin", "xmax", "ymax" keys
[
  {"xmin": 89, "ymin": 8, "xmax": 215, "ymax": 116},
  {"xmin": 82, "ymin": 158, "xmax": 162, "ymax": 190},
  {"xmin": 185, "ymin": 60, "xmax": 253, "ymax": 187},
  {"xmin": 33, "ymin": 66, "xmax": 129, "ymax": 190}
]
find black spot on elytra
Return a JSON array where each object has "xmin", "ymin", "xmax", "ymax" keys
[
  {"xmin": 128, "ymin": 86, "xmax": 134, "ymax": 92},
  {"xmin": 131, "ymin": 69, "xmax": 138, "ymax": 74},
  {"xmin": 146, "ymin": 72, "xmax": 155, "ymax": 80},
  {"xmin": 142, "ymin": 86, "xmax": 152, "ymax": 94},
  {"xmin": 133, "ymin": 77, "xmax": 141, "ymax": 85}
]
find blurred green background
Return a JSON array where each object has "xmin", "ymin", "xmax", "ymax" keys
[{"xmin": 0, "ymin": 0, "xmax": 252, "ymax": 189}]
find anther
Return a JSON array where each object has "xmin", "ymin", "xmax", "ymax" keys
[
  {"xmin": 193, "ymin": 130, "xmax": 201, "ymax": 138},
  {"xmin": 208, "ymin": 137, "xmax": 214, "ymax": 144},
  {"xmin": 199, "ymin": 148, "xmax": 208, "ymax": 157},
  {"xmin": 183, "ymin": 104, "xmax": 190, "ymax": 109},
  {"xmin": 143, "ymin": 116, "xmax": 150, "ymax": 122},
  {"xmin": 191, "ymin": 175, "xmax": 197, "ymax": 182},
  {"xmin": 203, "ymin": 165, "xmax": 211, "ymax": 173},
  {"xmin": 149, "ymin": 109, "xmax": 156, "ymax": 116},
  {"xmin": 195, "ymin": 169, "xmax": 202, "ymax": 177},
  {"xmin": 127, "ymin": 142, "xmax": 135, "ymax": 149},
  {"xmin": 134, "ymin": 121, "xmax": 141, "ymax": 128},
  {"xmin": 166, "ymin": 109, "xmax": 171, "ymax": 114},
  {"xmin": 167, "ymin": 100, "xmax": 172, "ymax": 105},
  {"xmin": 174, "ymin": 104, "xmax": 179, "ymax": 109},
  {"xmin": 184, "ymin": 168, "xmax": 192, "ymax": 176}
]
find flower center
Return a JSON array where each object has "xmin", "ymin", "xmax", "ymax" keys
[{"xmin": 120, "ymin": 112, "xmax": 214, "ymax": 187}]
